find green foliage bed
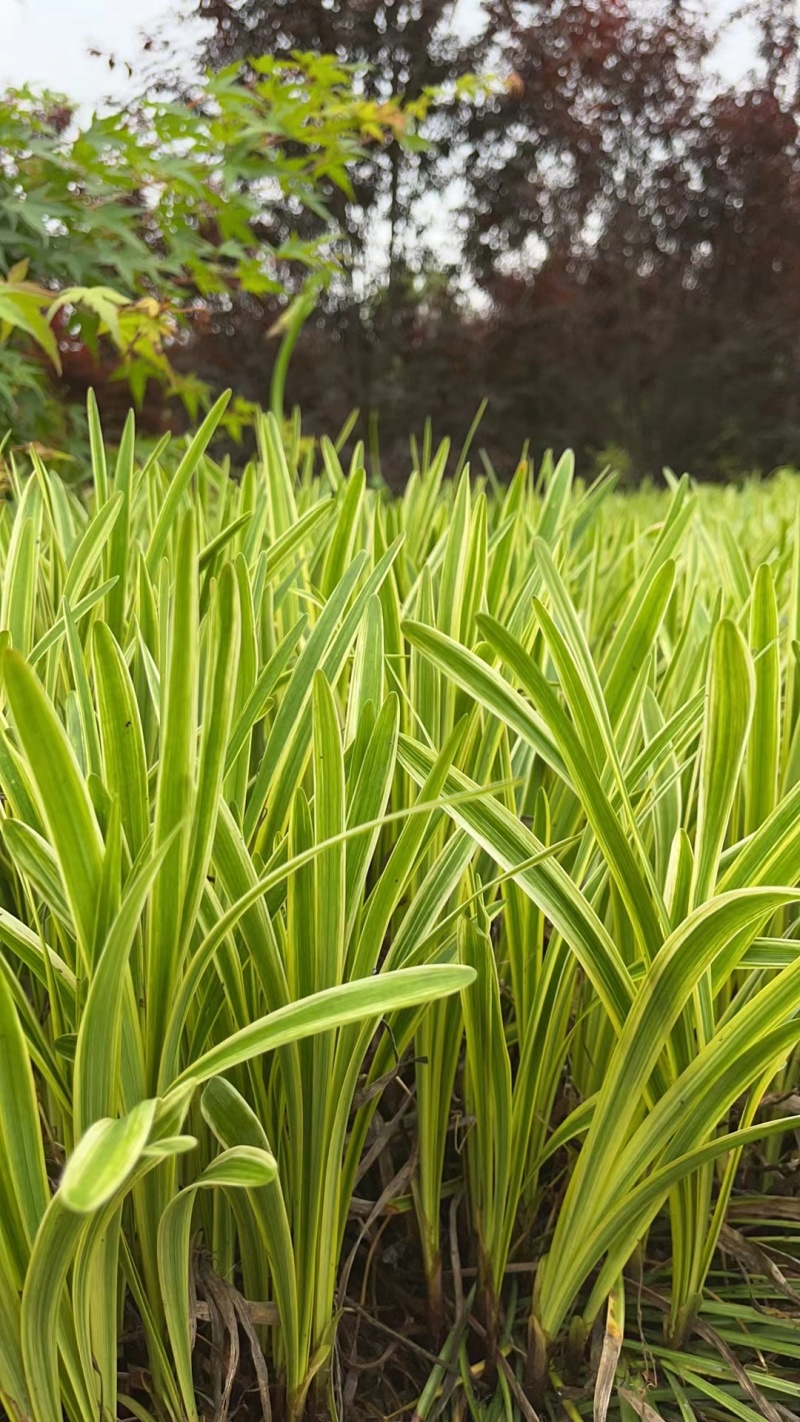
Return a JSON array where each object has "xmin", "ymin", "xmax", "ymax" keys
[{"xmin": 0, "ymin": 399, "xmax": 799, "ymax": 1422}]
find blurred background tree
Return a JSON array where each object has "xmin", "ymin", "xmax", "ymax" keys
[
  {"xmin": 4, "ymin": 0, "xmax": 800, "ymax": 481},
  {"xmin": 158, "ymin": 0, "xmax": 800, "ymax": 483},
  {"xmin": 156, "ymin": 0, "xmax": 480, "ymax": 463}
]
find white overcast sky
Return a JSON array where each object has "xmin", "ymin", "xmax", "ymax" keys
[{"xmin": 2, "ymin": 0, "xmax": 761, "ymax": 104}]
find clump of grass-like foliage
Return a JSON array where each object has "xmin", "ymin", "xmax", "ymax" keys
[{"xmin": 1, "ymin": 394, "xmax": 800, "ymax": 1421}]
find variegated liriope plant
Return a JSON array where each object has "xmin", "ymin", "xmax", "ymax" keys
[
  {"xmin": 0, "ymin": 394, "xmax": 475, "ymax": 1422},
  {"xmin": 0, "ymin": 394, "xmax": 800, "ymax": 1422}
]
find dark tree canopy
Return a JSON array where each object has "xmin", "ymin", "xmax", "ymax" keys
[
  {"xmin": 463, "ymin": 0, "xmax": 710, "ymax": 280},
  {"xmin": 157, "ymin": 0, "xmax": 800, "ymax": 480}
]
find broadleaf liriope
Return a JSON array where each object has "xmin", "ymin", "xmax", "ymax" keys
[{"xmin": 3, "ymin": 649, "xmax": 104, "ymax": 967}]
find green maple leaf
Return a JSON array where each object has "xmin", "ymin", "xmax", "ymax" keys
[{"xmin": 47, "ymin": 286, "xmax": 129, "ymax": 345}]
